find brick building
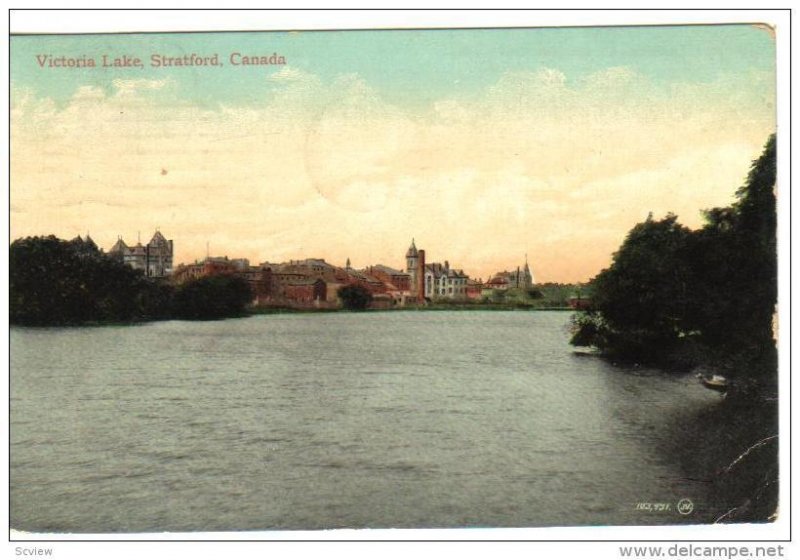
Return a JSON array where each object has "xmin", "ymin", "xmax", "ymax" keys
[{"xmin": 172, "ymin": 256, "xmax": 272, "ymax": 304}]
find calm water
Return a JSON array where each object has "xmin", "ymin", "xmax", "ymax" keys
[{"xmin": 11, "ymin": 311, "xmax": 723, "ymax": 532}]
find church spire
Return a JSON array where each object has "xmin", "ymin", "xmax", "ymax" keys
[{"xmin": 406, "ymin": 238, "xmax": 418, "ymax": 258}]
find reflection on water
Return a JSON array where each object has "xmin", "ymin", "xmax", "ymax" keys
[{"xmin": 11, "ymin": 311, "xmax": 726, "ymax": 532}]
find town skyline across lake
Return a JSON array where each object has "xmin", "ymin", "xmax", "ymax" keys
[
  {"xmin": 65, "ymin": 228, "xmax": 546, "ymax": 286},
  {"xmin": 81, "ymin": 229, "xmax": 540, "ymax": 308}
]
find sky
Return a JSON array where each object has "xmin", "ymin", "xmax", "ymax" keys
[{"xmin": 10, "ymin": 25, "xmax": 776, "ymax": 282}]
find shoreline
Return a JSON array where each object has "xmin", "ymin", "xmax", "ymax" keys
[
  {"xmin": 249, "ymin": 304, "xmax": 575, "ymax": 315},
  {"xmin": 9, "ymin": 305, "xmax": 575, "ymax": 327}
]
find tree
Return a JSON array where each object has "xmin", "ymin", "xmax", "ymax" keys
[
  {"xmin": 571, "ymin": 214, "xmax": 693, "ymax": 363},
  {"xmin": 10, "ymin": 235, "xmax": 163, "ymax": 325},
  {"xmin": 571, "ymin": 134, "xmax": 777, "ymax": 382},
  {"xmin": 683, "ymin": 134, "xmax": 777, "ymax": 383},
  {"xmin": 172, "ymin": 274, "xmax": 253, "ymax": 320},
  {"xmin": 731, "ymin": 134, "xmax": 777, "ymax": 362},
  {"xmin": 337, "ymin": 284, "xmax": 372, "ymax": 310}
]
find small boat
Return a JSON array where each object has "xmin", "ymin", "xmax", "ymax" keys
[{"xmin": 700, "ymin": 374, "xmax": 728, "ymax": 392}]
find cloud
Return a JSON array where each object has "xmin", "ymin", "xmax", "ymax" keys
[
  {"xmin": 71, "ymin": 85, "xmax": 106, "ymax": 101},
  {"xmin": 112, "ymin": 78, "xmax": 172, "ymax": 95},
  {"xmin": 267, "ymin": 66, "xmax": 311, "ymax": 83},
  {"xmin": 10, "ymin": 65, "xmax": 775, "ymax": 281}
]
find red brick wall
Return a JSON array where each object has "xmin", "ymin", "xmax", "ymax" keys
[
  {"xmin": 417, "ymin": 250, "xmax": 425, "ymax": 300},
  {"xmin": 284, "ymin": 284, "xmax": 316, "ymax": 302},
  {"xmin": 368, "ymin": 268, "xmax": 410, "ymax": 292}
]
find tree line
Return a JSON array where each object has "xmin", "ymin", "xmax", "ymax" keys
[
  {"xmin": 570, "ymin": 134, "xmax": 777, "ymax": 397},
  {"xmin": 9, "ymin": 235, "xmax": 253, "ymax": 325}
]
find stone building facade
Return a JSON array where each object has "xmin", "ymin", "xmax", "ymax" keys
[
  {"xmin": 424, "ymin": 261, "xmax": 469, "ymax": 299},
  {"xmin": 108, "ymin": 230, "xmax": 174, "ymax": 278}
]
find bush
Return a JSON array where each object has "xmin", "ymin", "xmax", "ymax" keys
[
  {"xmin": 9, "ymin": 235, "xmax": 170, "ymax": 325},
  {"xmin": 337, "ymin": 284, "xmax": 372, "ymax": 310},
  {"xmin": 172, "ymin": 274, "xmax": 253, "ymax": 320}
]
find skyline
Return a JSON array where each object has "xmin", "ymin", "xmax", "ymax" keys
[
  {"xmin": 90, "ymin": 230, "xmax": 533, "ymax": 285},
  {"xmin": 10, "ymin": 25, "xmax": 776, "ymax": 282}
]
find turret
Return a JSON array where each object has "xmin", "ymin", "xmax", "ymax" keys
[
  {"xmin": 406, "ymin": 238, "xmax": 418, "ymax": 272},
  {"xmin": 524, "ymin": 255, "xmax": 534, "ymax": 286}
]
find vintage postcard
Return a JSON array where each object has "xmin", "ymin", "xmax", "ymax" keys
[{"xmin": 7, "ymin": 10, "xmax": 788, "ymax": 550}]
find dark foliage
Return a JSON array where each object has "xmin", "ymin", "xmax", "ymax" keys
[
  {"xmin": 589, "ymin": 213, "xmax": 694, "ymax": 362},
  {"xmin": 10, "ymin": 236, "xmax": 253, "ymax": 325},
  {"xmin": 172, "ymin": 275, "xmax": 253, "ymax": 320},
  {"xmin": 696, "ymin": 134, "xmax": 777, "ymax": 385},
  {"xmin": 337, "ymin": 284, "xmax": 372, "ymax": 310},
  {"xmin": 571, "ymin": 134, "xmax": 777, "ymax": 386},
  {"xmin": 10, "ymin": 235, "xmax": 173, "ymax": 325}
]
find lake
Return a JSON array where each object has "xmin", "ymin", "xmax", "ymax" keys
[{"xmin": 10, "ymin": 311, "xmax": 724, "ymax": 532}]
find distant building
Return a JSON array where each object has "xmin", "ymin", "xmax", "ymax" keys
[
  {"xmin": 284, "ymin": 258, "xmax": 336, "ymax": 279},
  {"xmin": 365, "ymin": 265, "xmax": 411, "ymax": 292},
  {"xmin": 238, "ymin": 265, "xmax": 273, "ymax": 302},
  {"xmin": 465, "ymin": 278, "xmax": 484, "ymax": 300},
  {"xmin": 283, "ymin": 278, "xmax": 327, "ymax": 303},
  {"xmin": 405, "ymin": 239, "xmax": 426, "ymax": 301},
  {"xmin": 255, "ymin": 259, "xmax": 335, "ymax": 306},
  {"xmin": 488, "ymin": 259, "xmax": 534, "ymax": 291},
  {"xmin": 424, "ymin": 261, "xmax": 469, "ymax": 299},
  {"xmin": 172, "ymin": 256, "xmax": 272, "ymax": 304},
  {"xmin": 405, "ymin": 239, "xmax": 470, "ymax": 301},
  {"xmin": 568, "ymin": 295, "xmax": 592, "ymax": 310},
  {"xmin": 171, "ymin": 256, "xmax": 237, "ymax": 283},
  {"xmin": 340, "ymin": 267, "xmax": 385, "ymax": 294},
  {"xmin": 249, "ymin": 257, "xmax": 403, "ymax": 308},
  {"xmin": 108, "ymin": 230, "xmax": 174, "ymax": 278},
  {"xmin": 70, "ymin": 234, "xmax": 99, "ymax": 256}
]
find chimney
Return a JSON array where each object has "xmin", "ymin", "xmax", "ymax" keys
[{"xmin": 417, "ymin": 249, "xmax": 426, "ymax": 300}]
